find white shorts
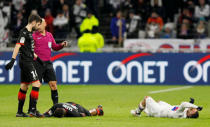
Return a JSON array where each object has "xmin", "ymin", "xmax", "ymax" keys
[{"xmin": 144, "ymin": 97, "xmax": 171, "ymax": 117}]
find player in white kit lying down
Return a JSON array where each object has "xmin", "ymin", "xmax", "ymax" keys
[{"xmin": 130, "ymin": 96, "xmax": 203, "ymax": 118}]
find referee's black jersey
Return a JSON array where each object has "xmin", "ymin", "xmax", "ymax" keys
[
  {"xmin": 17, "ymin": 27, "xmax": 35, "ymax": 61},
  {"xmin": 47, "ymin": 102, "xmax": 91, "ymax": 117}
]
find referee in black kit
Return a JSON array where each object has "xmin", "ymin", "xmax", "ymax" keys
[{"xmin": 5, "ymin": 14, "xmax": 43, "ymax": 117}]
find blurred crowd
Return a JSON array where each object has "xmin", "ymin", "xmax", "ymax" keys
[
  {"xmin": 0, "ymin": 0, "xmax": 210, "ymax": 49},
  {"xmin": 107, "ymin": 0, "xmax": 210, "ymax": 44}
]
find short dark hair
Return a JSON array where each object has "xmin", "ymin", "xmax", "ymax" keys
[
  {"xmin": 28, "ymin": 14, "xmax": 42, "ymax": 23},
  {"xmin": 86, "ymin": 8, "xmax": 92, "ymax": 14},
  {"xmin": 187, "ymin": 111, "xmax": 199, "ymax": 119},
  {"xmin": 54, "ymin": 108, "xmax": 65, "ymax": 118}
]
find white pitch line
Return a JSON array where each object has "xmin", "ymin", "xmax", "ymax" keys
[{"xmin": 149, "ymin": 86, "xmax": 193, "ymax": 94}]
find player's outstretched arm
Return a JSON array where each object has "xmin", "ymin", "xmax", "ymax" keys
[
  {"xmin": 5, "ymin": 44, "xmax": 21, "ymax": 70},
  {"xmin": 43, "ymin": 104, "xmax": 60, "ymax": 117},
  {"xmin": 61, "ymin": 41, "xmax": 68, "ymax": 47},
  {"xmin": 80, "ymin": 113, "xmax": 86, "ymax": 117},
  {"xmin": 50, "ymin": 32, "xmax": 68, "ymax": 51},
  {"xmin": 43, "ymin": 107, "xmax": 55, "ymax": 117},
  {"xmin": 177, "ymin": 102, "xmax": 199, "ymax": 112},
  {"xmin": 89, "ymin": 105, "xmax": 104, "ymax": 116},
  {"xmin": 43, "ymin": 110, "xmax": 53, "ymax": 117},
  {"xmin": 52, "ymin": 41, "xmax": 68, "ymax": 51}
]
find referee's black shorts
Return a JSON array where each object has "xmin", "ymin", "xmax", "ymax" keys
[
  {"xmin": 19, "ymin": 60, "xmax": 39, "ymax": 84},
  {"xmin": 34, "ymin": 60, "xmax": 57, "ymax": 83}
]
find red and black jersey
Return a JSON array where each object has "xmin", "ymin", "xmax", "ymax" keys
[
  {"xmin": 45, "ymin": 102, "xmax": 91, "ymax": 117},
  {"xmin": 17, "ymin": 27, "xmax": 35, "ymax": 61}
]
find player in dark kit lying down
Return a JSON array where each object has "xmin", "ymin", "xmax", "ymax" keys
[{"xmin": 43, "ymin": 102, "xmax": 104, "ymax": 117}]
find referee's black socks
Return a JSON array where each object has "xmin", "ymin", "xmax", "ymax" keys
[
  {"xmin": 51, "ymin": 90, "xmax": 58, "ymax": 104},
  {"xmin": 18, "ymin": 88, "xmax": 27, "ymax": 113},
  {"xmin": 29, "ymin": 87, "xmax": 39, "ymax": 111}
]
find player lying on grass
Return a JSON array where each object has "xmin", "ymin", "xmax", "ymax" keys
[
  {"xmin": 131, "ymin": 96, "xmax": 203, "ymax": 118},
  {"xmin": 43, "ymin": 102, "xmax": 104, "ymax": 117}
]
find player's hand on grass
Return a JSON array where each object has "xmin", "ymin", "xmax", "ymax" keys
[
  {"xmin": 189, "ymin": 98, "xmax": 194, "ymax": 104},
  {"xmin": 5, "ymin": 58, "xmax": 15, "ymax": 70},
  {"xmin": 197, "ymin": 106, "xmax": 203, "ymax": 111}
]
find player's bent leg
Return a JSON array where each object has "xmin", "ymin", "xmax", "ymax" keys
[
  {"xmin": 131, "ymin": 96, "xmax": 150, "ymax": 117},
  {"xmin": 49, "ymin": 81, "xmax": 58, "ymax": 104},
  {"xmin": 144, "ymin": 96, "xmax": 162, "ymax": 117},
  {"xmin": 145, "ymin": 96, "xmax": 157, "ymax": 107},
  {"xmin": 16, "ymin": 83, "xmax": 29, "ymax": 117},
  {"xmin": 28, "ymin": 80, "xmax": 43, "ymax": 117},
  {"xmin": 140, "ymin": 96, "xmax": 150, "ymax": 108}
]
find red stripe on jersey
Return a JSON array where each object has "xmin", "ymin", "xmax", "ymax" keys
[{"xmin": 16, "ymin": 43, "xmax": 24, "ymax": 45}]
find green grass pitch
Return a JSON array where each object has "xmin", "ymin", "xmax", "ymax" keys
[{"xmin": 0, "ymin": 85, "xmax": 210, "ymax": 127}]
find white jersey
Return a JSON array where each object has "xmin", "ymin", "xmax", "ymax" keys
[{"xmin": 144, "ymin": 97, "xmax": 198, "ymax": 118}]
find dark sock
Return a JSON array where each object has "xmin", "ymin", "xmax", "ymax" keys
[
  {"xmin": 138, "ymin": 107, "xmax": 144, "ymax": 112},
  {"xmin": 18, "ymin": 88, "xmax": 27, "ymax": 113},
  {"xmin": 30, "ymin": 87, "xmax": 39, "ymax": 111},
  {"xmin": 51, "ymin": 90, "xmax": 58, "ymax": 104},
  {"xmin": 137, "ymin": 103, "xmax": 144, "ymax": 113},
  {"xmin": 137, "ymin": 106, "xmax": 145, "ymax": 114}
]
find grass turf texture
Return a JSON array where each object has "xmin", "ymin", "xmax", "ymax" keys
[{"xmin": 0, "ymin": 85, "xmax": 210, "ymax": 127}]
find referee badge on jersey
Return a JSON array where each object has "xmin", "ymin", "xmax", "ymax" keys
[
  {"xmin": 48, "ymin": 42, "xmax": 52, "ymax": 48},
  {"xmin": 20, "ymin": 37, "xmax": 25, "ymax": 44}
]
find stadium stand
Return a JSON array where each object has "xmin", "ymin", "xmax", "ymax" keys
[{"xmin": 1, "ymin": 0, "xmax": 210, "ymax": 52}]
